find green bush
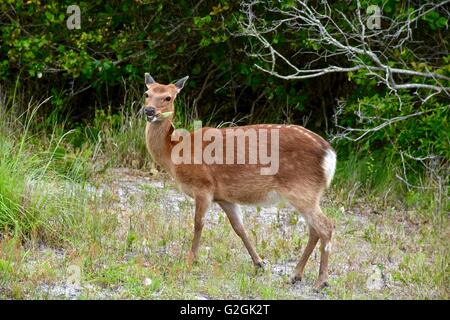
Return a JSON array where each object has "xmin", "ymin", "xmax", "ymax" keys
[{"xmin": 0, "ymin": 0, "xmax": 448, "ymax": 200}]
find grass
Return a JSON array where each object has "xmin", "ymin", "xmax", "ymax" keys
[{"xmin": 0, "ymin": 92, "xmax": 448, "ymax": 300}]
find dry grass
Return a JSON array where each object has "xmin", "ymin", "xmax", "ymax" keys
[
  {"xmin": 0, "ymin": 92, "xmax": 448, "ymax": 300},
  {"xmin": 1, "ymin": 168, "xmax": 447, "ymax": 300}
]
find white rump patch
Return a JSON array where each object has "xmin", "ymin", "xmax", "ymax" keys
[{"xmin": 322, "ymin": 148, "xmax": 337, "ymax": 188}]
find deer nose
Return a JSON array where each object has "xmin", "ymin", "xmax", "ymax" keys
[{"xmin": 145, "ymin": 107, "xmax": 156, "ymax": 117}]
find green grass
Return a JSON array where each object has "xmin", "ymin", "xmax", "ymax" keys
[
  {"xmin": 333, "ymin": 152, "xmax": 448, "ymax": 223},
  {"xmin": 0, "ymin": 92, "xmax": 448, "ymax": 300}
]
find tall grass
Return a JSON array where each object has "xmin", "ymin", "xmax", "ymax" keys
[
  {"xmin": 0, "ymin": 85, "xmax": 448, "ymax": 299},
  {"xmin": 0, "ymin": 91, "xmax": 91, "ymax": 240},
  {"xmin": 0, "ymin": 94, "xmax": 52, "ymax": 237},
  {"xmin": 0, "ymin": 81, "xmax": 447, "ymax": 240},
  {"xmin": 0, "ymin": 83, "xmax": 152, "ymax": 241},
  {"xmin": 332, "ymin": 151, "xmax": 448, "ymax": 223},
  {"xmin": 85, "ymin": 106, "xmax": 148, "ymax": 170}
]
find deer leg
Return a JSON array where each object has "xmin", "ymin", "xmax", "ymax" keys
[
  {"xmin": 289, "ymin": 199, "xmax": 334, "ymax": 289},
  {"xmin": 315, "ymin": 227, "xmax": 334, "ymax": 289},
  {"xmin": 309, "ymin": 207, "xmax": 334, "ymax": 289},
  {"xmin": 187, "ymin": 195, "xmax": 210, "ymax": 267},
  {"xmin": 219, "ymin": 201, "xmax": 264, "ymax": 268},
  {"xmin": 290, "ymin": 226, "xmax": 319, "ymax": 283}
]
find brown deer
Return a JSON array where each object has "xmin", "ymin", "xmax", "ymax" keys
[{"xmin": 143, "ymin": 73, "xmax": 336, "ymax": 289}]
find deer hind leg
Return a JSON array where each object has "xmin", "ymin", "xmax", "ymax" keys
[
  {"xmin": 218, "ymin": 201, "xmax": 264, "ymax": 268},
  {"xmin": 289, "ymin": 225, "xmax": 319, "ymax": 283},
  {"xmin": 289, "ymin": 199, "xmax": 334, "ymax": 289},
  {"xmin": 187, "ymin": 195, "xmax": 211, "ymax": 267}
]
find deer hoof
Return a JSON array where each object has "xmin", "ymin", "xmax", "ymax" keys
[
  {"xmin": 186, "ymin": 251, "xmax": 197, "ymax": 269},
  {"xmin": 289, "ymin": 275, "xmax": 302, "ymax": 284},
  {"xmin": 313, "ymin": 280, "xmax": 329, "ymax": 291},
  {"xmin": 254, "ymin": 260, "xmax": 267, "ymax": 270}
]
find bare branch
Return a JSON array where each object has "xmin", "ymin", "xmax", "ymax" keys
[{"xmin": 239, "ymin": 0, "xmax": 450, "ymax": 96}]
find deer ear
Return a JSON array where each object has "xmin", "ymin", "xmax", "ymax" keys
[
  {"xmin": 174, "ymin": 76, "xmax": 189, "ymax": 92},
  {"xmin": 145, "ymin": 73, "xmax": 156, "ymax": 86}
]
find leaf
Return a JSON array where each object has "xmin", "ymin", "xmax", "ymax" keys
[
  {"xmin": 192, "ymin": 63, "xmax": 202, "ymax": 75},
  {"xmin": 436, "ymin": 17, "xmax": 448, "ymax": 28},
  {"xmin": 161, "ymin": 112, "xmax": 173, "ymax": 118},
  {"xmin": 44, "ymin": 12, "xmax": 54, "ymax": 22}
]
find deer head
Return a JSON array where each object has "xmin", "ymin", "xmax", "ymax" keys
[{"xmin": 143, "ymin": 73, "xmax": 189, "ymax": 123}]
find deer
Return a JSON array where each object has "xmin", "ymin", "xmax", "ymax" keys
[{"xmin": 143, "ymin": 73, "xmax": 336, "ymax": 289}]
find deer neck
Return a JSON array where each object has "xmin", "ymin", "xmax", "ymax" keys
[{"xmin": 145, "ymin": 117, "xmax": 174, "ymax": 173}]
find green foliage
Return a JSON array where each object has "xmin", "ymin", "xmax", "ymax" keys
[
  {"xmin": 0, "ymin": 0, "xmax": 448, "ymax": 206},
  {"xmin": 423, "ymin": 10, "xmax": 448, "ymax": 30},
  {"xmin": 0, "ymin": 0, "xmax": 313, "ymax": 122},
  {"xmin": 338, "ymin": 93, "xmax": 449, "ymax": 158},
  {"xmin": 0, "ymin": 2, "xmax": 448, "ymax": 300}
]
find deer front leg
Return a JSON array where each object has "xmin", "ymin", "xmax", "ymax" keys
[{"xmin": 187, "ymin": 195, "xmax": 210, "ymax": 267}]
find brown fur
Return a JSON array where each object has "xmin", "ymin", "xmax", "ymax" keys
[{"xmin": 144, "ymin": 79, "xmax": 335, "ymax": 289}]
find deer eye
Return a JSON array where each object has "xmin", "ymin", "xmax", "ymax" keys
[
  {"xmin": 165, "ymin": 96, "xmax": 171, "ymax": 102},
  {"xmin": 144, "ymin": 93, "xmax": 149, "ymax": 98}
]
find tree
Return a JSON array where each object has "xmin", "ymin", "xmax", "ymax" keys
[{"xmin": 239, "ymin": 0, "xmax": 449, "ymax": 189}]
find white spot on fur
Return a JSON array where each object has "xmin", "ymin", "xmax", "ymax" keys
[
  {"xmin": 292, "ymin": 126, "xmax": 323, "ymax": 148},
  {"xmin": 324, "ymin": 242, "xmax": 332, "ymax": 252},
  {"xmin": 322, "ymin": 149, "xmax": 336, "ymax": 188}
]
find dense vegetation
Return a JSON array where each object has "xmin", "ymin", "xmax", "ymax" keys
[
  {"xmin": 1, "ymin": 1, "xmax": 448, "ymax": 156},
  {"xmin": 0, "ymin": 0, "xmax": 448, "ymax": 299}
]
